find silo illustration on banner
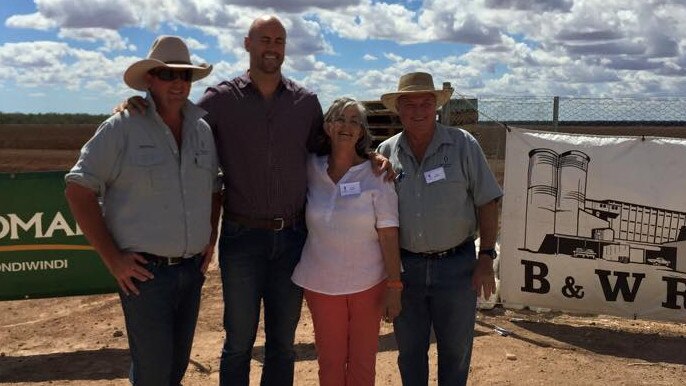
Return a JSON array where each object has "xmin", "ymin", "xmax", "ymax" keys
[{"xmin": 522, "ymin": 148, "xmax": 685, "ymax": 272}]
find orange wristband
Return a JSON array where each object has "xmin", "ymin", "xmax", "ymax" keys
[{"xmin": 386, "ymin": 279, "xmax": 404, "ymax": 289}]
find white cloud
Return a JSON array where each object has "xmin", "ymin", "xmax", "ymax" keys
[
  {"xmin": 5, "ymin": 12, "xmax": 57, "ymax": 30},
  {"xmin": 0, "ymin": 41, "xmax": 138, "ymax": 91},
  {"xmin": 419, "ymin": 7, "xmax": 504, "ymax": 45},
  {"xmin": 0, "ymin": 41, "xmax": 71, "ymax": 70},
  {"xmin": 35, "ymin": 0, "xmax": 139, "ymax": 29},
  {"xmin": 2, "ymin": 0, "xmax": 686, "ymax": 113},
  {"xmin": 316, "ymin": 1, "xmax": 425, "ymax": 42},
  {"xmin": 225, "ymin": 0, "xmax": 361, "ymax": 12},
  {"xmin": 184, "ymin": 36, "xmax": 208, "ymax": 50},
  {"xmin": 58, "ymin": 28, "xmax": 132, "ymax": 51},
  {"xmin": 285, "ymin": 17, "xmax": 333, "ymax": 56},
  {"xmin": 484, "ymin": 0, "xmax": 573, "ymax": 13},
  {"xmin": 193, "ymin": 60, "xmax": 245, "ymax": 90},
  {"xmin": 197, "ymin": 26, "xmax": 243, "ymax": 57},
  {"xmin": 171, "ymin": 1, "xmax": 247, "ymax": 29},
  {"xmin": 84, "ymin": 79, "xmax": 112, "ymax": 91},
  {"xmin": 352, "ymin": 53, "xmax": 481, "ymax": 102},
  {"xmin": 383, "ymin": 52, "xmax": 403, "ymax": 62}
]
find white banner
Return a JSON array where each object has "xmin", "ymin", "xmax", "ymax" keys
[{"xmin": 500, "ymin": 128, "xmax": 686, "ymax": 322}]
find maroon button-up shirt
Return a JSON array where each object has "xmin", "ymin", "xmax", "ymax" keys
[{"xmin": 197, "ymin": 73, "xmax": 324, "ymax": 219}]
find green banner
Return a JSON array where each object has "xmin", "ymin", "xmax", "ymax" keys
[{"xmin": 0, "ymin": 171, "xmax": 116, "ymax": 300}]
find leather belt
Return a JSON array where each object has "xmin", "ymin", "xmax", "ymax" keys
[
  {"xmin": 401, "ymin": 238, "xmax": 472, "ymax": 259},
  {"xmin": 225, "ymin": 212, "xmax": 303, "ymax": 231},
  {"xmin": 138, "ymin": 252, "xmax": 200, "ymax": 267}
]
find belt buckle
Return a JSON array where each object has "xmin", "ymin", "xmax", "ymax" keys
[
  {"xmin": 434, "ymin": 250, "xmax": 449, "ymax": 258},
  {"xmin": 166, "ymin": 257, "xmax": 182, "ymax": 266},
  {"xmin": 274, "ymin": 217, "xmax": 285, "ymax": 231}
]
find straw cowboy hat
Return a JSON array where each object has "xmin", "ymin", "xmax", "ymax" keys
[
  {"xmin": 124, "ymin": 35, "xmax": 212, "ymax": 91},
  {"xmin": 381, "ymin": 72, "xmax": 453, "ymax": 114}
]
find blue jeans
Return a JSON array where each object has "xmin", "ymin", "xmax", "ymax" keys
[
  {"xmin": 119, "ymin": 254, "xmax": 205, "ymax": 386},
  {"xmin": 218, "ymin": 219, "xmax": 306, "ymax": 386},
  {"xmin": 394, "ymin": 241, "xmax": 477, "ymax": 386}
]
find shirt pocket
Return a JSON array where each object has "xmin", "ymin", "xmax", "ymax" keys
[
  {"xmin": 426, "ymin": 164, "xmax": 470, "ymax": 210},
  {"xmin": 132, "ymin": 146, "xmax": 170, "ymax": 193},
  {"xmin": 192, "ymin": 150, "xmax": 215, "ymax": 191},
  {"xmin": 135, "ymin": 146, "xmax": 164, "ymax": 166},
  {"xmin": 442, "ymin": 164, "xmax": 469, "ymax": 187},
  {"xmin": 194, "ymin": 152, "xmax": 213, "ymax": 171}
]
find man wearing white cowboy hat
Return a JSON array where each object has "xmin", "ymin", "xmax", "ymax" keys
[
  {"xmin": 377, "ymin": 72, "xmax": 502, "ymax": 385},
  {"xmin": 65, "ymin": 35, "xmax": 221, "ymax": 385},
  {"xmin": 116, "ymin": 16, "xmax": 392, "ymax": 385}
]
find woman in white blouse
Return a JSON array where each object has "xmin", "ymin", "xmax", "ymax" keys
[{"xmin": 292, "ymin": 97, "xmax": 402, "ymax": 386}]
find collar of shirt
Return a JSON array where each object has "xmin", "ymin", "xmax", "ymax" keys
[
  {"xmin": 142, "ymin": 92, "xmax": 210, "ymax": 155},
  {"xmin": 143, "ymin": 92, "xmax": 207, "ymax": 123},
  {"xmin": 235, "ymin": 71, "xmax": 297, "ymax": 93},
  {"xmin": 398, "ymin": 122, "xmax": 453, "ymax": 163}
]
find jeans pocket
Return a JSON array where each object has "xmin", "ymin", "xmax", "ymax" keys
[
  {"xmin": 400, "ymin": 256, "xmax": 424, "ymax": 286},
  {"xmin": 193, "ymin": 254, "xmax": 207, "ymax": 277},
  {"xmin": 436, "ymin": 257, "xmax": 475, "ymax": 290}
]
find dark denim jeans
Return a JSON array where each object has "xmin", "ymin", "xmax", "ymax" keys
[
  {"xmin": 218, "ymin": 219, "xmax": 306, "ymax": 386},
  {"xmin": 394, "ymin": 241, "xmax": 477, "ymax": 386},
  {"xmin": 119, "ymin": 254, "xmax": 205, "ymax": 386}
]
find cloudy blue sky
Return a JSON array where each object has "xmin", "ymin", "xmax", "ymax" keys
[{"xmin": 1, "ymin": 0, "xmax": 685, "ymax": 113}]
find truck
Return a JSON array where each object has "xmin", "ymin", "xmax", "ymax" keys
[
  {"xmin": 646, "ymin": 257, "xmax": 670, "ymax": 267},
  {"xmin": 573, "ymin": 247, "xmax": 597, "ymax": 259}
]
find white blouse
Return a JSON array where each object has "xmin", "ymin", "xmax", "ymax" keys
[{"xmin": 292, "ymin": 155, "xmax": 399, "ymax": 295}]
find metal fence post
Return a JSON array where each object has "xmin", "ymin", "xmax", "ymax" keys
[
  {"xmin": 553, "ymin": 96, "xmax": 559, "ymax": 132},
  {"xmin": 440, "ymin": 82, "xmax": 453, "ymax": 125}
]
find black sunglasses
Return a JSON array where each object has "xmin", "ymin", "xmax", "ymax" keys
[{"xmin": 150, "ymin": 68, "xmax": 193, "ymax": 82}]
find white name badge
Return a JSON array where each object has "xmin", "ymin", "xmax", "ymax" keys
[
  {"xmin": 340, "ymin": 182, "xmax": 361, "ymax": 196},
  {"xmin": 424, "ymin": 167, "xmax": 446, "ymax": 184}
]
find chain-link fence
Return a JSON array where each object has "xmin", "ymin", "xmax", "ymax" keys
[
  {"xmin": 471, "ymin": 96, "xmax": 686, "ymax": 124},
  {"xmin": 378, "ymin": 96, "xmax": 686, "ymax": 186},
  {"xmin": 439, "ymin": 96, "xmax": 686, "ymax": 185}
]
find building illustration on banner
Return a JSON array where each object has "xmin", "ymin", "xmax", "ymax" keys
[{"xmin": 521, "ymin": 148, "xmax": 686, "ymax": 273}]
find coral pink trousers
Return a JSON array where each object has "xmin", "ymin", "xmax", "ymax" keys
[{"xmin": 304, "ymin": 280, "xmax": 386, "ymax": 386}]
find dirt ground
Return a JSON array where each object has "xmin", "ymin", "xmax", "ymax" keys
[
  {"xmin": 1, "ymin": 124, "xmax": 685, "ymax": 385},
  {"xmin": 1, "ymin": 264, "xmax": 685, "ymax": 385}
]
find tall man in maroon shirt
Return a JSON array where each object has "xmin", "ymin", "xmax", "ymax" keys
[
  {"xmin": 197, "ymin": 16, "xmax": 323, "ymax": 386},
  {"xmin": 120, "ymin": 15, "xmax": 388, "ymax": 385}
]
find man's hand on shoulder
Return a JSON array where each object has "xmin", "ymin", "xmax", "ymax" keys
[
  {"xmin": 112, "ymin": 96, "xmax": 148, "ymax": 115},
  {"xmin": 369, "ymin": 152, "xmax": 396, "ymax": 182}
]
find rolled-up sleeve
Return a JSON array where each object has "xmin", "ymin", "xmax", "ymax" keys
[
  {"xmin": 465, "ymin": 132, "xmax": 503, "ymax": 207},
  {"xmin": 65, "ymin": 119, "xmax": 123, "ymax": 196},
  {"xmin": 373, "ymin": 179, "xmax": 399, "ymax": 228}
]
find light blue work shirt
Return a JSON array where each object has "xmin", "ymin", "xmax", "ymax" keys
[
  {"xmin": 65, "ymin": 94, "xmax": 220, "ymax": 257},
  {"xmin": 377, "ymin": 122, "xmax": 502, "ymax": 253}
]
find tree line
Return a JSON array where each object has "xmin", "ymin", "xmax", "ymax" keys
[{"xmin": 0, "ymin": 112, "xmax": 109, "ymax": 124}]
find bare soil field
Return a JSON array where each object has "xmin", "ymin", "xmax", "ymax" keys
[
  {"xmin": 2, "ymin": 266, "xmax": 685, "ymax": 385},
  {"xmin": 1, "ymin": 124, "xmax": 685, "ymax": 385}
]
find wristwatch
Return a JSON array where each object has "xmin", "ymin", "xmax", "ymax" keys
[{"xmin": 479, "ymin": 248, "xmax": 498, "ymax": 259}]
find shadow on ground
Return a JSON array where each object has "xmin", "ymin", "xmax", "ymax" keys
[
  {"xmin": 251, "ymin": 326, "xmax": 487, "ymax": 364},
  {"xmin": 0, "ymin": 348, "xmax": 129, "ymax": 382},
  {"xmin": 487, "ymin": 318, "xmax": 686, "ymax": 366}
]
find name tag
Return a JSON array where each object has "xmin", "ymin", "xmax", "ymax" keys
[
  {"xmin": 424, "ymin": 167, "xmax": 446, "ymax": 184},
  {"xmin": 340, "ymin": 182, "xmax": 361, "ymax": 196}
]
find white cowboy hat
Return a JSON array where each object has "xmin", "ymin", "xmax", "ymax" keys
[
  {"xmin": 124, "ymin": 35, "xmax": 212, "ymax": 91},
  {"xmin": 380, "ymin": 72, "xmax": 453, "ymax": 114}
]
